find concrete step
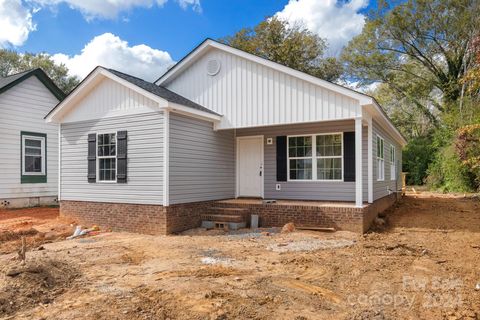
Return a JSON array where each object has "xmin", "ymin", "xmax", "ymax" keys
[{"xmin": 210, "ymin": 207, "xmax": 249, "ymax": 213}]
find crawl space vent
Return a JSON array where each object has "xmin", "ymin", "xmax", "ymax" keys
[{"xmin": 206, "ymin": 59, "xmax": 221, "ymax": 76}]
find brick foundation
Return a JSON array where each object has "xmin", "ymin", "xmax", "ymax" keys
[{"xmin": 60, "ymin": 194, "xmax": 399, "ymax": 235}]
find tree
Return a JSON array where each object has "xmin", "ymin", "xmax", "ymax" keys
[
  {"xmin": 342, "ymin": 0, "xmax": 480, "ymax": 123},
  {"xmin": 221, "ymin": 17, "xmax": 342, "ymax": 82},
  {"xmin": 0, "ymin": 50, "xmax": 79, "ymax": 93}
]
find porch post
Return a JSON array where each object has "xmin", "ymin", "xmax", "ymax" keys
[
  {"xmin": 367, "ymin": 116, "xmax": 373, "ymax": 203},
  {"xmin": 355, "ymin": 117, "xmax": 363, "ymax": 207}
]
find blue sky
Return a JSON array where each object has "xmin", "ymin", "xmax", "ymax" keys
[{"xmin": 0, "ymin": 0, "xmax": 375, "ymax": 81}]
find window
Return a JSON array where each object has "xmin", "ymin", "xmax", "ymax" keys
[
  {"xmin": 288, "ymin": 136, "xmax": 313, "ymax": 180},
  {"xmin": 390, "ymin": 144, "xmax": 396, "ymax": 180},
  {"xmin": 21, "ymin": 132, "xmax": 47, "ymax": 183},
  {"xmin": 288, "ymin": 133, "xmax": 343, "ymax": 181},
  {"xmin": 377, "ymin": 135, "xmax": 385, "ymax": 181},
  {"xmin": 97, "ymin": 133, "xmax": 116, "ymax": 182},
  {"xmin": 316, "ymin": 134, "xmax": 342, "ymax": 180}
]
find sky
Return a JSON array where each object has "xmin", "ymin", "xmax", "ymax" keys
[{"xmin": 0, "ymin": 0, "xmax": 376, "ymax": 81}]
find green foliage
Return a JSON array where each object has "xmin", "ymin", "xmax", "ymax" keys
[
  {"xmin": 342, "ymin": 0, "xmax": 480, "ymax": 192},
  {"xmin": 426, "ymin": 143, "xmax": 474, "ymax": 192},
  {"xmin": 342, "ymin": 0, "xmax": 480, "ymax": 121},
  {"xmin": 456, "ymin": 124, "xmax": 480, "ymax": 190},
  {"xmin": 402, "ymin": 135, "xmax": 436, "ymax": 185},
  {"xmin": 221, "ymin": 17, "xmax": 342, "ymax": 82},
  {"xmin": 0, "ymin": 49, "xmax": 79, "ymax": 93}
]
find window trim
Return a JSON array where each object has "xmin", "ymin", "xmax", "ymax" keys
[
  {"xmin": 287, "ymin": 132, "xmax": 344, "ymax": 182},
  {"xmin": 20, "ymin": 131, "xmax": 47, "ymax": 184},
  {"xmin": 376, "ymin": 135, "xmax": 385, "ymax": 181},
  {"xmin": 96, "ymin": 132, "xmax": 117, "ymax": 183},
  {"xmin": 390, "ymin": 144, "xmax": 396, "ymax": 181}
]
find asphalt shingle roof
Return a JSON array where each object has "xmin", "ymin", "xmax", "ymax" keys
[
  {"xmin": 107, "ymin": 68, "xmax": 220, "ymax": 116},
  {"xmin": 0, "ymin": 69, "xmax": 65, "ymax": 100}
]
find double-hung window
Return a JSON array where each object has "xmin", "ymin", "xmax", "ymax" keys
[
  {"xmin": 97, "ymin": 133, "xmax": 117, "ymax": 182},
  {"xmin": 288, "ymin": 133, "xmax": 343, "ymax": 181},
  {"xmin": 390, "ymin": 144, "xmax": 396, "ymax": 180},
  {"xmin": 22, "ymin": 134, "xmax": 46, "ymax": 175},
  {"xmin": 21, "ymin": 132, "xmax": 47, "ymax": 184},
  {"xmin": 377, "ymin": 135, "xmax": 385, "ymax": 181}
]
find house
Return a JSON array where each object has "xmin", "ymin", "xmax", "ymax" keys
[
  {"xmin": 0, "ymin": 69, "xmax": 64, "ymax": 208},
  {"xmin": 45, "ymin": 39, "xmax": 406, "ymax": 234}
]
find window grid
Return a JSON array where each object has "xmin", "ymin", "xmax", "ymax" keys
[
  {"xmin": 97, "ymin": 133, "xmax": 117, "ymax": 182},
  {"xmin": 22, "ymin": 136, "xmax": 45, "ymax": 175},
  {"xmin": 377, "ymin": 135, "xmax": 385, "ymax": 181},
  {"xmin": 288, "ymin": 133, "xmax": 343, "ymax": 181},
  {"xmin": 390, "ymin": 144, "xmax": 396, "ymax": 180}
]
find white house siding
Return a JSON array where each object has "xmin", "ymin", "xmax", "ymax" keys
[
  {"xmin": 235, "ymin": 120, "xmax": 369, "ymax": 202},
  {"xmin": 0, "ymin": 76, "xmax": 59, "ymax": 200},
  {"xmin": 165, "ymin": 48, "xmax": 361, "ymax": 129},
  {"xmin": 60, "ymin": 112, "xmax": 164, "ymax": 205},
  {"xmin": 373, "ymin": 120, "xmax": 402, "ymax": 200},
  {"xmin": 169, "ymin": 113, "xmax": 235, "ymax": 204},
  {"xmin": 61, "ymin": 77, "xmax": 159, "ymax": 123}
]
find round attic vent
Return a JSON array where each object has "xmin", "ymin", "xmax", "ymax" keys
[{"xmin": 206, "ymin": 59, "xmax": 221, "ymax": 76}]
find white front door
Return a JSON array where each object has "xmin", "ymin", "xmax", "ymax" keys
[{"xmin": 237, "ymin": 136, "xmax": 263, "ymax": 198}]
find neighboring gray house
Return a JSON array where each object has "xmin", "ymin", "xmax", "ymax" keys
[
  {"xmin": 46, "ymin": 39, "xmax": 406, "ymax": 234},
  {"xmin": 0, "ymin": 69, "xmax": 64, "ymax": 208}
]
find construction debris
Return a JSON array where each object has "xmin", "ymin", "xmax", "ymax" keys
[{"xmin": 281, "ymin": 222, "xmax": 295, "ymax": 233}]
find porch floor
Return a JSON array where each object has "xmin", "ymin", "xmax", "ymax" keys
[{"xmin": 217, "ymin": 198, "xmax": 369, "ymax": 209}]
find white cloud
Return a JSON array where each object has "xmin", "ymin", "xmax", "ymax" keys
[
  {"xmin": 176, "ymin": 0, "xmax": 201, "ymax": 13},
  {"xmin": 31, "ymin": 0, "xmax": 166, "ymax": 20},
  {"xmin": 52, "ymin": 33, "xmax": 175, "ymax": 81},
  {"xmin": 0, "ymin": 0, "xmax": 36, "ymax": 47},
  {"xmin": 276, "ymin": 0, "xmax": 368, "ymax": 55},
  {"xmin": 31, "ymin": 0, "xmax": 201, "ymax": 20}
]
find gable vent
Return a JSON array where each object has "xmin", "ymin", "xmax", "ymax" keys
[{"xmin": 206, "ymin": 59, "xmax": 221, "ymax": 76}]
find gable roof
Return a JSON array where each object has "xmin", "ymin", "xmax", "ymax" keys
[
  {"xmin": 0, "ymin": 68, "xmax": 65, "ymax": 101},
  {"xmin": 107, "ymin": 69, "xmax": 219, "ymax": 116},
  {"xmin": 155, "ymin": 38, "xmax": 407, "ymax": 146},
  {"xmin": 45, "ymin": 66, "xmax": 221, "ymax": 123}
]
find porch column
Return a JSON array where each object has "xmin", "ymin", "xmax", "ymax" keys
[
  {"xmin": 355, "ymin": 117, "xmax": 363, "ymax": 207},
  {"xmin": 367, "ymin": 116, "xmax": 373, "ymax": 203}
]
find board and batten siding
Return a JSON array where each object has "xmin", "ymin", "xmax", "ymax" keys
[
  {"xmin": 60, "ymin": 112, "xmax": 164, "ymax": 205},
  {"xmin": 0, "ymin": 76, "xmax": 59, "ymax": 199},
  {"xmin": 165, "ymin": 48, "xmax": 361, "ymax": 129},
  {"xmin": 236, "ymin": 120, "xmax": 369, "ymax": 202},
  {"xmin": 61, "ymin": 77, "xmax": 159, "ymax": 123},
  {"xmin": 373, "ymin": 120, "xmax": 402, "ymax": 200},
  {"xmin": 169, "ymin": 113, "xmax": 235, "ymax": 204}
]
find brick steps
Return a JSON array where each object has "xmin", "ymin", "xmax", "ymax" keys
[
  {"xmin": 201, "ymin": 206, "xmax": 250, "ymax": 230},
  {"xmin": 200, "ymin": 213, "xmax": 245, "ymax": 223}
]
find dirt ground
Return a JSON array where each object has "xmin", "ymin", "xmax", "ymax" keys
[{"xmin": 0, "ymin": 191, "xmax": 479, "ymax": 320}]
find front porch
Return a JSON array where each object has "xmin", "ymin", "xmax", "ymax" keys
[{"xmin": 200, "ymin": 195, "xmax": 398, "ymax": 233}]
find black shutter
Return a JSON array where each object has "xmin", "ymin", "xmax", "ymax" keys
[
  {"xmin": 87, "ymin": 133, "xmax": 96, "ymax": 183},
  {"xmin": 117, "ymin": 131, "xmax": 127, "ymax": 183},
  {"xmin": 276, "ymin": 136, "xmax": 287, "ymax": 181},
  {"xmin": 343, "ymin": 132, "xmax": 355, "ymax": 182}
]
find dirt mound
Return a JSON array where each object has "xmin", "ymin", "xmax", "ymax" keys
[
  {"xmin": 0, "ymin": 228, "xmax": 39, "ymax": 242},
  {"xmin": 0, "ymin": 258, "xmax": 79, "ymax": 317}
]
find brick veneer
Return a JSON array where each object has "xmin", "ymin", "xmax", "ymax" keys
[
  {"xmin": 60, "ymin": 194, "xmax": 399, "ymax": 235},
  {"xmin": 60, "ymin": 200, "xmax": 215, "ymax": 235}
]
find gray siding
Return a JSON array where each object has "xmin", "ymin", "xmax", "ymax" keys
[
  {"xmin": 236, "ymin": 120, "xmax": 369, "ymax": 202},
  {"xmin": 373, "ymin": 120, "xmax": 402, "ymax": 200},
  {"xmin": 61, "ymin": 112, "xmax": 164, "ymax": 205},
  {"xmin": 0, "ymin": 76, "xmax": 59, "ymax": 199},
  {"xmin": 169, "ymin": 113, "xmax": 235, "ymax": 204}
]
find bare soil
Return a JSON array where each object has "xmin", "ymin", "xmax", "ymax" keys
[{"xmin": 1, "ymin": 192, "xmax": 479, "ymax": 320}]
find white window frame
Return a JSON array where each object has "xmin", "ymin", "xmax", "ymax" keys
[
  {"xmin": 96, "ymin": 132, "xmax": 117, "ymax": 183},
  {"xmin": 377, "ymin": 135, "xmax": 385, "ymax": 181},
  {"xmin": 287, "ymin": 132, "xmax": 344, "ymax": 182},
  {"xmin": 22, "ymin": 135, "xmax": 46, "ymax": 176},
  {"xmin": 390, "ymin": 144, "xmax": 396, "ymax": 180}
]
